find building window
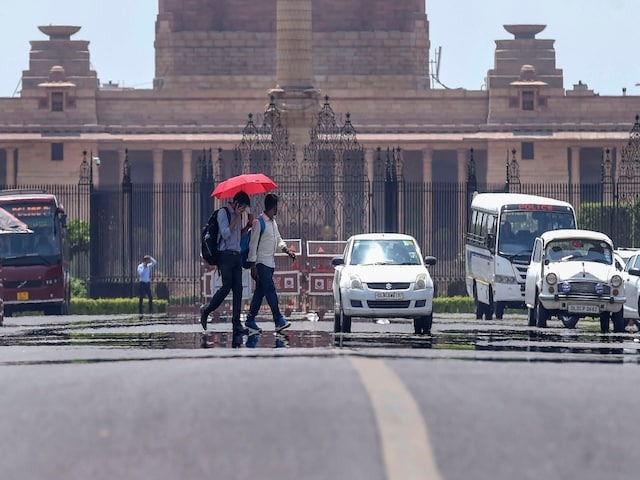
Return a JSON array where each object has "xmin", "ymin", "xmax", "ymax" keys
[
  {"xmin": 521, "ymin": 91, "xmax": 535, "ymax": 111},
  {"xmin": 51, "ymin": 143, "xmax": 64, "ymax": 161},
  {"xmin": 51, "ymin": 92, "xmax": 64, "ymax": 112},
  {"xmin": 521, "ymin": 142, "xmax": 534, "ymax": 160}
]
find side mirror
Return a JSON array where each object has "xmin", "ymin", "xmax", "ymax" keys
[
  {"xmin": 331, "ymin": 257, "xmax": 344, "ymax": 267},
  {"xmin": 424, "ymin": 256, "xmax": 437, "ymax": 266},
  {"xmin": 629, "ymin": 267, "xmax": 640, "ymax": 277},
  {"xmin": 487, "ymin": 233, "xmax": 496, "ymax": 251}
]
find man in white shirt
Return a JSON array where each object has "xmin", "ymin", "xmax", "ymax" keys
[
  {"xmin": 244, "ymin": 193, "xmax": 296, "ymax": 334},
  {"xmin": 137, "ymin": 254, "xmax": 157, "ymax": 315}
]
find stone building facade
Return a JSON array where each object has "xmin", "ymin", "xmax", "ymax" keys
[{"xmin": 0, "ymin": 1, "xmax": 637, "ymax": 189}]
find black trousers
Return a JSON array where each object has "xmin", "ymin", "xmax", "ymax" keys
[
  {"xmin": 138, "ymin": 281, "xmax": 153, "ymax": 314},
  {"xmin": 203, "ymin": 251, "xmax": 243, "ymax": 328}
]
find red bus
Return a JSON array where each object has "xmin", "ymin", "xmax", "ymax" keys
[{"xmin": 0, "ymin": 190, "xmax": 70, "ymax": 316}]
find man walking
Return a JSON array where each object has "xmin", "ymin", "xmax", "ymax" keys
[
  {"xmin": 200, "ymin": 191, "xmax": 252, "ymax": 335},
  {"xmin": 137, "ymin": 254, "xmax": 157, "ymax": 316},
  {"xmin": 244, "ymin": 193, "xmax": 295, "ymax": 334}
]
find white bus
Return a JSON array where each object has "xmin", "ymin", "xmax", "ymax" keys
[{"xmin": 465, "ymin": 193, "xmax": 577, "ymax": 319}]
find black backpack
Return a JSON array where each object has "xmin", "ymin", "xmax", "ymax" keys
[{"xmin": 201, "ymin": 207, "xmax": 231, "ymax": 266}]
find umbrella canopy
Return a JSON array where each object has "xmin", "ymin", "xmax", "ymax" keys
[
  {"xmin": 0, "ymin": 207, "xmax": 31, "ymax": 234},
  {"xmin": 211, "ymin": 173, "xmax": 278, "ymax": 199}
]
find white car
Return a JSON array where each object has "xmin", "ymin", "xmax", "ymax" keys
[
  {"xmin": 524, "ymin": 229, "xmax": 625, "ymax": 333},
  {"xmin": 331, "ymin": 233, "xmax": 437, "ymax": 334},
  {"xmin": 622, "ymin": 252, "xmax": 640, "ymax": 328}
]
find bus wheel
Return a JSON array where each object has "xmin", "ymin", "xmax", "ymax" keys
[{"xmin": 495, "ymin": 301, "xmax": 505, "ymax": 320}]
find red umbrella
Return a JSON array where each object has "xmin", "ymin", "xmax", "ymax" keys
[{"xmin": 211, "ymin": 173, "xmax": 278, "ymax": 199}]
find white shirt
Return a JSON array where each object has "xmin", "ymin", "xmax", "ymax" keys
[
  {"xmin": 137, "ymin": 256, "xmax": 157, "ymax": 282},
  {"xmin": 247, "ymin": 213, "xmax": 286, "ymax": 268}
]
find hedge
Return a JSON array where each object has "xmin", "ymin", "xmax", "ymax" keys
[{"xmin": 70, "ymin": 298, "xmax": 168, "ymax": 315}]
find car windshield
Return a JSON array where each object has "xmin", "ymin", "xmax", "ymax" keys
[
  {"xmin": 545, "ymin": 238, "xmax": 613, "ymax": 265},
  {"xmin": 349, "ymin": 239, "xmax": 421, "ymax": 266}
]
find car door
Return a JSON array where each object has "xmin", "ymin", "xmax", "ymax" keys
[
  {"xmin": 524, "ymin": 238, "xmax": 543, "ymax": 308},
  {"xmin": 623, "ymin": 254, "xmax": 640, "ymax": 319}
]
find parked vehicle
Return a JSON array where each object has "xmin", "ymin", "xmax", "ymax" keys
[
  {"xmin": 614, "ymin": 248, "xmax": 639, "ymax": 271},
  {"xmin": 331, "ymin": 233, "xmax": 436, "ymax": 334},
  {"xmin": 524, "ymin": 229, "xmax": 625, "ymax": 333},
  {"xmin": 465, "ymin": 193, "xmax": 577, "ymax": 320},
  {"xmin": 0, "ymin": 190, "xmax": 69, "ymax": 316},
  {"xmin": 621, "ymin": 251, "xmax": 640, "ymax": 329}
]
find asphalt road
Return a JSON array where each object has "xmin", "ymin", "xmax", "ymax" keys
[{"xmin": 1, "ymin": 313, "xmax": 640, "ymax": 480}]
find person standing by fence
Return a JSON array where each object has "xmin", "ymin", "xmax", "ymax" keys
[{"xmin": 137, "ymin": 254, "xmax": 157, "ymax": 316}]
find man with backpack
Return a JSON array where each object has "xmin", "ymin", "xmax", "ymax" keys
[
  {"xmin": 243, "ymin": 193, "xmax": 296, "ymax": 335},
  {"xmin": 200, "ymin": 191, "xmax": 252, "ymax": 334}
]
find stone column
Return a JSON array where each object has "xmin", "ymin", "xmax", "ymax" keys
[
  {"xmin": 6, "ymin": 148, "xmax": 16, "ymax": 186},
  {"xmin": 276, "ymin": 0, "xmax": 313, "ymax": 90},
  {"xmin": 182, "ymin": 149, "xmax": 194, "ymax": 267},
  {"xmin": 457, "ymin": 148, "xmax": 468, "ymax": 183},
  {"xmin": 422, "ymin": 148, "xmax": 433, "ymax": 254},
  {"xmin": 153, "ymin": 149, "xmax": 164, "ymax": 262},
  {"xmin": 270, "ymin": 0, "xmax": 319, "ymax": 150}
]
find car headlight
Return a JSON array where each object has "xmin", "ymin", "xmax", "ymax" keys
[
  {"xmin": 348, "ymin": 274, "xmax": 363, "ymax": 290},
  {"xmin": 414, "ymin": 273, "xmax": 427, "ymax": 290},
  {"xmin": 545, "ymin": 272, "xmax": 557, "ymax": 285},
  {"xmin": 611, "ymin": 275, "xmax": 623, "ymax": 288}
]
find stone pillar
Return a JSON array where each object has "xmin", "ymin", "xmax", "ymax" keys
[
  {"xmin": 270, "ymin": 0, "xmax": 319, "ymax": 150},
  {"xmin": 422, "ymin": 148, "xmax": 433, "ymax": 254},
  {"xmin": 182, "ymin": 149, "xmax": 193, "ymax": 183},
  {"xmin": 6, "ymin": 148, "xmax": 17, "ymax": 187},
  {"xmin": 457, "ymin": 148, "xmax": 468, "ymax": 183},
  {"xmin": 276, "ymin": 0, "xmax": 313, "ymax": 90},
  {"xmin": 153, "ymin": 148, "xmax": 163, "ymax": 184}
]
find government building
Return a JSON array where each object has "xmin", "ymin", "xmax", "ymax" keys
[{"xmin": 1, "ymin": 0, "xmax": 637, "ymax": 188}]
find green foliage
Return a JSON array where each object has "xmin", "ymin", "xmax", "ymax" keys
[
  {"xmin": 70, "ymin": 298, "xmax": 168, "ymax": 315},
  {"xmin": 70, "ymin": 277, "xmax": 88, "ymax": 298},
  {"xmin": 67, "ymin": 219, "xmax": 90, "ymax": 258},
  {"xmin": 578, "ymin": 201, "xmax": 636, "ymax": 247},
  {"xmin": 433, "ymin": 295, "xmax": 474, "ymax": 313}
]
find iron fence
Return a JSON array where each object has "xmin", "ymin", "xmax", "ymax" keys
[{"xmin": 6, "ymin": 179, "xmax": 640, "ymax": 303}]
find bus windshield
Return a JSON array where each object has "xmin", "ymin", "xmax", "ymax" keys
[
  {"xmin": 498, "ymin": 210, "xmax": 576, "ymax": 259},
  {"xmin": 0, "ymin": 201, "xmax": 60, "ymax": 265}
]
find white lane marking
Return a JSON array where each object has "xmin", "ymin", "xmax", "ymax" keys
[{"xmin": 350, "ymin": 357, "xmax": 443, "ymax": 480}]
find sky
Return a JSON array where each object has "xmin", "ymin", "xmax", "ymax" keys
[{"xmin": 0, "ymin": 0, "xmax": 637, "ymax": 97}]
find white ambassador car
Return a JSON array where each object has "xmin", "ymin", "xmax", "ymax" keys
[
  {"xmin": 524, "ymin": 229, "xmax": 625, "ymax": 333},
  {"xmin": 331, "ymin": 233, "xmax": 437, "ymax": 334}
]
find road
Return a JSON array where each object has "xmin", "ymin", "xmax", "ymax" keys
[{"xmin": 1, "ymin": 313, "xmax": 640, "ymax": 480}]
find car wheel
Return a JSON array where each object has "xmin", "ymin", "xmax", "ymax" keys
[
  {"xmin": 334, "ymin": 312, "xmax": 342, "ymax": 333},
  {"xmin": 611, "ymin": 310, "xmax": 625, "ymax": 333},
  {"xmin": 495, "ymin": 301, "xmax": 505, "ymax": 320},
  {"xmin": 535, "ymin": 295, "xmax": 548, "ymax": 328},
  {"xmin": 527, "ymin": 307, "xmax": 537, "ymax": 327},
  {"xmin": 599, "ymin": 312, "xmax": 610, "ymax": 333},
  {"xmin": 342, "ymin": 314, "xmax": 352, "ymax": 333},
  {"xmin": 560, "ymin": 314, "xmax": 579, "ymax": 329},
  {"xmin": 414, "ymin": 315, "xmax": 432, "ymax": 335}
]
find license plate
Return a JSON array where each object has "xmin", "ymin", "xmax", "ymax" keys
[
  {"xmin": 375, "ymin": 291, "xmax": 403, "ymax": 300},
  {"xmin": 17, "ymin": 291, "xmax": 29, "ymax": 300},
  {"xmin": 568, "ymin": 304, "xmax": 599, "ymax": 314}
]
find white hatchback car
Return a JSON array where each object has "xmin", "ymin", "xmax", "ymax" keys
[
  {"xmin": 524, "ymin": 229, "xmax": 625, "ymax": 333},
  {"xmin": 331, "ymin": 233, "xmax": 437, "ymax": 334}
]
